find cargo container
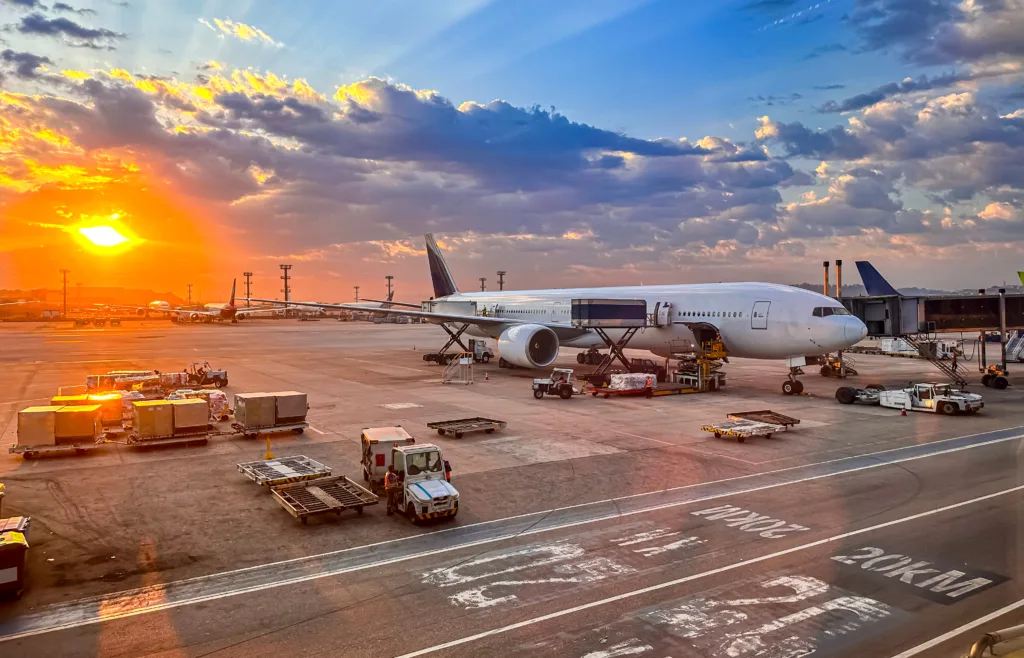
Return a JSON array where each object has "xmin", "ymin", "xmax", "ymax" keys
[
  {"xmin": 58, "ymin": 385, "xmax": 88, "ymax": 396},
  {"xmin": 85, "ymin": 393, "xmax": 124, "ymax": 426},
  {"xmin": 274, "ymin": 391, "xmax": 308, "ymax": 424},
  {"xmin": 171, "ymin": 399, "xmax": 209, "ymax": 432},
  {"xmin": 132, "ymin": 400, "xmax": 174, "ymax": 439},
  {"xmin": 50, "ymin": 394, "xmax": 90, "ymax": 406},
  {"xmin": 55, "ymin": 406, "xmax": 102, "ymax": 442},
  {"xmin": 234, "ymin": 393, "xmax": 276, "ymax": 429},
  {"xmin": 17, "ymin": 406, "xmax": 61, "ymax": 447}
]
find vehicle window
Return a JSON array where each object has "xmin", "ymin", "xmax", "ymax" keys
[{"xmin": 407, "ymin": 450, "xmax": 443, "ymax": 475}]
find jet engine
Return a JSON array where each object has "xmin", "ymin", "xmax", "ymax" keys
[
  {"xmin": 189, "ymin": 312, "xmax": 202, "ymax": 322},
  {"xmin": 497, "ymin": 324, "xmax": 559, "ymax": 368},
  {"xmin": 136, "ymin": 308, "xmax": 147, "ymax": 317}
]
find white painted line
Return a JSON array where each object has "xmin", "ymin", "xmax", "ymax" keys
[
  {"xmin": 608, "ymin": 429, "xmax": 675, "ymax": 447},
  {"xmin": 889, "ymin": 597, "xmax": 1024, "ymax": 658},
  {"xmin": 396, "ymin": 483, "xmax": 1024, "ymax": 657},
  {"xmin": 308, "ymin": 426, "xmax": 326, "ymax": 435}
]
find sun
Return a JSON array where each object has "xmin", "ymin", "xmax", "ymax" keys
[{"xmin": 78, "ymin": 225, "xmax": 130, "ymax": 248}]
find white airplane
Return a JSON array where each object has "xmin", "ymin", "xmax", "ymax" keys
[
  {"xmin": 112, "ymin": 280, "xmax": 277, "ymax": 323},
  {"xmin": 246, "ymin": 234, "xmax": 868, "ymax": 394}
]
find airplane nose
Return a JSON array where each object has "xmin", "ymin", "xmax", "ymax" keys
[{"xmin": 845, "ymin": 317, "xmax": 868, "ymax": 343}]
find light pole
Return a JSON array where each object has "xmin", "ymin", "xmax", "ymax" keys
[
  {"xmin": 60, "ymin": 269, "xmax": 69, "ymax": 318},
  {"xmin": 280, "ymin": 264, "xmax": 292, "ymax": 317},
  {"xmin": 479, "ymin": 277, "xmax": 486, "ymax": 292},
  {"xmin": 385, "ymin": 275, "xmax": 393, "ymax": 301},
  {"xmin": 354, "ymin": 286, "xmax": 359, "ymax": 302},
  {"xmin": 186, "ymin": 283, "xmax": 193, "ymax": 305},
  {"xmin": 243, "ymin": 272, "xmax": 253, "ymax": 307},
  {"xmin": 497, "ymin": 271, "xmax": 506, "ymax": 291}
]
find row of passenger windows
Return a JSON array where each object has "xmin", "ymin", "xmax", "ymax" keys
[
  {"xmin": 812, "ymin": 306, "xmax": 851, "ymax": 317},
  {"xmin": 677, "ymin": 311, "xmax": 742, "ymax": 318}
]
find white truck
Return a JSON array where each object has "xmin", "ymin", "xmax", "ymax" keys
[
  {"xmin": 360, "ymin": 426, "xmax": 459, "ymax": 523},
  {"xmin": 839, "ymin": 383, "xmax": 983, "ymax": 415}
]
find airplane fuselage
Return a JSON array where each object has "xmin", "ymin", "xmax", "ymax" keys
[{"xmin": 441, "ymin": 282, "xmax": 866, "ymax": 360}]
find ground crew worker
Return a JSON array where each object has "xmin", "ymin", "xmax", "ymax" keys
[
  {"xmin": 444, "ymin": 459, "xmax": 452, "ymax": 483},
  {"xmin": 384, "ymin": 465, "xmax": 400, "ymax": 516}
]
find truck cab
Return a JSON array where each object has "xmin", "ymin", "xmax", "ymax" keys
[
  {"xmin": 392, "ymin": 443, "xmax": 459, "ymax": 523},
  {"xmin": 879, "ymin": 383, "xmax": 984, "ymax": 415}
]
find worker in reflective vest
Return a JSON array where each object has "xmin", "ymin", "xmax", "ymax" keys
[
  {"xmin": 384, "ymin": 465, "xmax": 400, "ymax": 516},
  {"xmin": 444, "ymin": 459, "xmax": 452, "ymax": 483}
]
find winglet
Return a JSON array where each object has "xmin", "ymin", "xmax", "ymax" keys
[
  {"xmin": 229, "ymin": 278, "xmax": 237, "ymax": 306},
  {"xmin": 425, "ymin": 234, "xmax": 458, "ymax": 298},
  {"xmin": 855, "ymin": 261, "xmax": 900, "ymax": 296}
]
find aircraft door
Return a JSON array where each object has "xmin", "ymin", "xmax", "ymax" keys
[
  {"xmin": 751, "ymin": 301, "xmax": 770, "ymax": 330},
  {"xmin": 654, "ymin": 302, "xmax": 672, "ymax": 327}
]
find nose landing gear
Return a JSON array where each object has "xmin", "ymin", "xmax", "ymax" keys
[{"xmin": 782, "ymin": 367, "xmax": 805, "ymax": 395}]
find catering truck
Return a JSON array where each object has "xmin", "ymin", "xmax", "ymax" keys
[{"xmin": 360, "ymin": 427, "xmax": 458, "ymax": 523}]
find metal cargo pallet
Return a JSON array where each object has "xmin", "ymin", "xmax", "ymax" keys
[
  {"xmin": 727, "ymin": 410, "xmax": 800, "ymax": 427},
  {"xmin": 122, "ymin": 430, "xmax": 211, "ymax": 449},
  {"xmin": 701, "ymin": 420, "xmax": 786, "ymax": 443},
  {"xmin": 238, "ymin": 455, "xmax": 331, "ymax": 487},
  {"xmin": 271, "ymin": 475, "xmax": 378, "ymax": 524},
  {"xmin": 427, "ymin": 417, "xmax": 506, "ymax": 438},
  {"xmin": 232, "ymin": 422, "xmax": 308, "ymax": 439},
  {"xmin": 9, "ymin": 439, "xmax": 104, "ymax": 459}
]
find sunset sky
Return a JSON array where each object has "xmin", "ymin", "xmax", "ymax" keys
[{"xmin": 0, "ymin": 0, "xmax": 1022, "ymax": 303}]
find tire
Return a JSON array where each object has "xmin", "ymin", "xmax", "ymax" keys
[
  {"xmin": 591, "ymin": 392, "xmax": 598, "ymax": 397},
  {"xmin": 738, "ymin": 436, "xmax": 746, "ymax": 443},
  {"xmin": 23, "ymin": 452, "xmax": 35, "ymax": 460},
  {"xmin": 485, "ymin": 428, "xmax": 494, "ymax": 434},
  {"xmin": 603, "ymin": 394, "xmax": 610, "ymax": 399},
  {"xmin": 714, "ymin": 432, "xmax": 722, "ymax": 439},
  {"xmin": 836, "ymin": 387, "xmax": 857, "ymax": 405},
  {"xmin": 499, "ymin": 358, "xmax": 508, "ymax": 368},
  {"xmin": 455, "ymin": 432, "xmax": 464, "ymax": 439},
  {"xmin": 981, "ymin": 374, "xmax": 993, "ymax": 387},
  {"xmin": 577, "ymin": 353, "xmax": 585, "ymax": 364},
  {"xmin": 559, "ymin": 386, "xmax": 572, "ymax": 399},
  {"xmin": 939, "ymin": 401, "xmax": 957, "ymax": 415},
  {"xmin": 782, "ymin": 380, "xmax": 797, "ymax": 395},
  {"xmin": 293, "ymin": 427, "xmax": 304, "ymax": 434},
  {"xmin": 437, "ymin": 429, "xmax": 445, "ymax": 436},
  {"xmin": 794, "ymin": 380, "xmax": 804, "ymax": 394},
  {"xmin": 865, "ymin": 384, "xmax": 885, "ymax": 391},
  {"xmin": 534, "ymin": 389, "xmax": 544, "ymax": 399},
  {"xmin": 820, "ymin": 365, "xmax": 833, "ymax": 377},
  {"xmin": 406, "ymin": 504, "xmax": 419, "ymax": 525},
  {"xmin": 214, "ymin": 381, "xmax": 224, "ymax": 388},
  {"xmin": 994, "ymin": 377, "xmax": 1009, "ymax": 390},
  {"xmin": 481, "ymin": 354, "xmax": 490, "ymax": 363}
]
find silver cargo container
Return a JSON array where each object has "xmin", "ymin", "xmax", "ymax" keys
[
  {"xmin": 234, "ymin": 392, "xmax": 277, "ymax": 429},
  {"xmin": 273, "ymin": 391, "xmax": 308, "ymax": 424}
]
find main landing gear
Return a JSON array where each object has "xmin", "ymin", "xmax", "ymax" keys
[
  {"xmin": 576, "ymin": 349, "xmax": 603, "ymax": 365},
  {"xmin": 782, "ymin": 367, "xmax": 805, "ymax": 395}
]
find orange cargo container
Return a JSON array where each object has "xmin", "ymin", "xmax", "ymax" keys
[
  {"xmin": 17, "ymin": 406, "xmax": 62, "ymax": 447},
  {"xmin": 54, "ymin": 405, "xmax": 102, "ymax": 442}
]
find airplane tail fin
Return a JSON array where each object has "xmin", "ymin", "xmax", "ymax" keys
[
  {"xmin": 229, "ymin": 278, "xmax": 237, "ymax": 306},
  {"xmin": 425, "ymin": 233, "xmax": 459, "ymax": 298},
  {"xmin": 1018, "ymin": 271, "xmax": 1024, "ymax": 287},
  {"xmin": 855, "ymin": 261, "xmax": 900, "ymax": 296}
]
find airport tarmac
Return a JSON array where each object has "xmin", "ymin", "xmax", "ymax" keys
[{"xmin": 0, "ymin": 320, "xmax": 1021, "ymax": 657}]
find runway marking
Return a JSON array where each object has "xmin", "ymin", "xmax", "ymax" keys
[
  {"xmin": 345, "ymin": 358, "xmax": 427, "ymax": 374},
  {"xmin": 308, "ymin": 426, "xmax": 326, "ymax": 435},
  {"xmin": 1, "ymin": 426, "xmax": 1022, "ymax": 643},
  {"xmin": 608, "ymin": 429, "xmax": 675, "ymax": 446},
  {"xmin": 679, "ymin": 444, "xmax": 761, "ymax": 465},
  {"xmin": 691, "ymin": 505, "xmax": 810, "ymax": 539},
  {"xmin": 396, "ymin": 483, "xmax": 1024, "ymax": 657},
  {"xmin": 890, "ymin": 597, "xmax": 1024, "ymax": 657}
]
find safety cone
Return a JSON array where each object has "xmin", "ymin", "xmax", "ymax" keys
[
  {"xmin": 900, "ymin": 408, "xmax": 907, "ymax": 416},
  {"xmin": 485, "ymin": 372, "xmax": 489, "ymax": 381}
]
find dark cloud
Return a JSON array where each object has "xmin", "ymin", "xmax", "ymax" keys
[
  {"xmin": 17, "ymin": 12, "xmax": 126, "ymax": 49},
  {"xmin": 813, "ymin": 84, "xmax": 846, "ymax": 90},
  {"xmin": 757, "ymin": 118, "xmax": 869, "ymax": 159},
  {"xmin": 818, "ymin": 71, "xmax": 983, "ymax": 112},
  {"xmin": 2, "ymin": 0, "xmax": 46, "ymax": 9},
  {"xmin": 747, "ymin": 92, "xmax": 802, "ymax": 107},
  {"xmin": 53, "ymin": 2, "xmax": 97, "ymax": 15},
  {"xmin": 803, "ymin": 43, "xmax": 846, "ymax": 59},
  {"xmin": 1, "ymin": 48, "xmax": 52, "ymax": 78}
]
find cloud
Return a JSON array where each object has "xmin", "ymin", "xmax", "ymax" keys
[
  {"xmin": 818, "ymin": 69, "xmax": 1012, "ymax": 112},
  {"xmin": 53, "ymin": 2, "xmax": 97, "ymax": 15},
  {"xmin": 747, "ymin": 92, "xmax": 802, "ymax": 107},
  {"xmin": 803, "ymin": 43, "xmax": 847, "ymax": 59},
  {"xmin": 813, "ymin": 84, "xmax": 846, "ymax": 90},
  {"xmin": 2, "ymin": 0, "xmax": 46, "ymax": 9},
  {"xmin": 198, "ymin": 17, "xmax": 282, "ymax": 47},
  {"xmin": 756, "ymin": 116, "xmax": 869, "ymax": 159},
  {"xmin": 16, "ymin": 12, "xmax": 126, "ymax": 49},
  {"xmin": 1, "ymin": 49, "xmax": 52, "ymax": 78}
]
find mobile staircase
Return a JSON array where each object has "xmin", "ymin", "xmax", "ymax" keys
[
  {"xmin": 1006, "ymin": 330, "xmax": 1024, "ymax": 363},
  {"xmin": 903, "ymin": 335, "xmax": 968, "ymax": 389},
  {"xmin": 442, "ymin": 352, "xmax": 474, "ymax": 385}
]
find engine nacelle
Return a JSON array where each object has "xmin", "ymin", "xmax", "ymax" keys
[
  {"xmin": 497, "ymin": 324, "xmax": 559, "ymax": 368},
  {"xmin": 190, "ymin": 312, "xmax": 201, "ymax": 321},
  {"xmin": 136, "ymin": 308, "xmax": 147, "ymax": 317}
]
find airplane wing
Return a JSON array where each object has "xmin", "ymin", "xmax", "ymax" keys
[
  {"xmin": 354, "ymin": 297, "xmax": 421, "ymax": 309},
  {"xmin": 234, "ymin": 307, "xmax": 280, "ymax": 318},
  {"xmin": 0, "ymin": 301, "xmax": 34, "ymax": 306},
  {"xmin": 242, "ymin": 297, "xmax": 589, "ymax": 340}
]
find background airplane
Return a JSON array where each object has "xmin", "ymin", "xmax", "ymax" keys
[
  {"xmin": 111, "ymin": 280, "xmax": 276, "ymax": 323},
  {"xmin": 246, "ymin": 234, "xmax": 868, "ymax": 394}
]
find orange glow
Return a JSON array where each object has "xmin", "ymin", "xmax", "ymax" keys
[{"xmin": 78, "ymin": 225, "xmax": 130, "ymax": 248}]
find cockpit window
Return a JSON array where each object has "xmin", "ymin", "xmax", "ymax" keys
[{"xmin": 813, "ymin": 306, "xmax": 851, "ymax": 317}]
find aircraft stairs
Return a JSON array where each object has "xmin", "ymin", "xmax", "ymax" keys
[
  {"xmin": 1006, "ymin": 330, "xmax": 1024, "ymax": 363},
  {"xmin": 902, "ymin": 335, "xmax": 968, "ymax": 389}
]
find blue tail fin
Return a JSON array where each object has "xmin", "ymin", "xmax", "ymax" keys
[
  {"xmin": 855, "ymin": 261, "xmax": 900, "ymax": 296},
  {"xmin": 425, "ymin": 234, "xmax": 458, "ymax": 298}
]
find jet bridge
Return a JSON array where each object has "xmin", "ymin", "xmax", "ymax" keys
[{"xmin": 571, "ymin": 299, "xmax": 647, "ymax": 378}]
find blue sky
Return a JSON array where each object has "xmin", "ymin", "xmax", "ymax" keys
[{"xmin": 0, "ymin": 0, "xmax": 1022, "ymax": 299}]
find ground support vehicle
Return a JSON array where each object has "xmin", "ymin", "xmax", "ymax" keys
[
  {"xmin": 271, "ymin": 476, "xmax": 377, "ymax": 524},
  {"xmin": 533, "ymin": 368, "xmax": 581, "ymax": 399},
  {"xmin": 9, "ymin": 439, "xmax": 103, "ymax": 459},
  {"xmin": 727, "ymin": 410, "xmax": 800, "ymax": 428},
  {"xmin": 388, "ymin": 442, "xmax": 459, "ymax": 523},
  {"xmin": 0, "ymin": 516, "xmax": 30, "ymax": 599},
  {"xmin": 232, "ymin": 421, "xmax": 308, "ymax": 439},
  {"xmin": 835, "ymin": 384, "xmax": 886, "ymax": 405},
  {"xmin": 361, "ymin": 426, "xmax": 416, "ymax": 491},
  {"xmin": 185, "ymin": 362, "xmax": 228, "ymax": 388},
  {"xmin": 238, "ymin": 455, "xmax": 332, "ymax": 487},
  {"xmin": 981, "ymin": 365, "xmax": 1010, "ymax": 390},
  {"xmin": 701, "ymin": 419, "xmax": 786, "ymax": 443},
  {"xmin": 629, "ymin": 358, "xmax": 668, "ymax": 383},
  {"xmin": 427, "ymin": 417, "xmax": 506, "ymax": 438},
  {"xmin": 839, "ymin": 383, "xmax": 983, "ymax": 414},
  {"xmin": 586, "ymin": 372, "xmax": 657, "ymax": 399},
  {"xmin": 121, "ymin": 430, "xmax": 211, "ymax": 449},
  {"xmin": 817, "ymin": 354, "xmax": 858, "ymax": 378}
]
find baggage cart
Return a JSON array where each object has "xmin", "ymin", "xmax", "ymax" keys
[
  {"xmin": 9, "ymin": 439, "xmax": 103, "ymax": 459},
  {"xmin": 701, "ymin": 419, "xmax": 787, "ymax": 443},
  {"xmin": 426, "ymin": 417, "xmax": 506, "ymax": 438},
  {"xmin": 231, "ymin": 421, "xmax": 308, "ymax": 439},
  {"xmin": 237, "ymin": 455, "xmax": 331, "ymax": 487},
  {"xmin": 271, "ymin": 475, "xmax": 378, "ymax": 524},
  {"xmin": 726, "ymin": 410, "xmax": 800, "ymax": 427},
  {"xmin": 123, "ymin": 431, "xmax": 210, "ymax": 449}
]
